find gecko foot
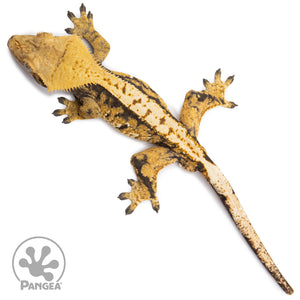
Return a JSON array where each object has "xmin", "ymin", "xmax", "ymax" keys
[
  {"xmin": 118, "ymin": 179, "xmax": 160, "ymax": 215},
  {"xmin": 65, "ymin": 4, "xmax": 94, "ymax": 40},
  {"xmin": 203, "ymin": 69, "xmax": 236, "ymax": 107},
  {"xmin": 52, "ymin": 97, "xmax": 81, "ymax": 124}
]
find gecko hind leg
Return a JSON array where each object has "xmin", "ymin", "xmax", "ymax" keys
[
  {"xmin": 179, "ymin": 69, "xmax": 237, "ymax": 137},
  {"xmin": 66, "ymin": 4, "xmax": 110, "ymax": 63},
  {"xmin": 118, "ymin": 147, "xmax": 178, "ymax": 214}
]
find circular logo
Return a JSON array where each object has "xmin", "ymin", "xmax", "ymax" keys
[{"xmin": 12, "ymin": 237, "xmax": 66, "ymax": 290}]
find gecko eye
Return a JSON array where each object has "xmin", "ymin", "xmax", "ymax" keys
[{"xmin": 24, "ymin": 62, "xmax": 33, "ymax": 73}]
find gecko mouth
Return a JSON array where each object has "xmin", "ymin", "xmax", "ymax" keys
[
  {"xmin": 8, "ymin": 35, "xmax": 46, "ymax": 88},
  {"xmin": 23, "ymin": 61, "xmax": 47, "ymax": 88},
  {"xmin": 32, "ymin": 73, "xmax": 46, "ymax": 87}
]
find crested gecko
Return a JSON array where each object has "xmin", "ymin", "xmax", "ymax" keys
[{"xmin": 7, "ymin": 3, "xmax": 293, "ymax": 295}]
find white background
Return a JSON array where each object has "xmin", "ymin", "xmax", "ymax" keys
[{"xmin": 1, "ymin": 0, "xmax": 299, "ymax": 299}]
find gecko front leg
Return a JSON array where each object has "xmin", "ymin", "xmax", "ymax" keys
[
  {"xmin": 66, "ymin": 4, "xmax": 110, "ymax": 63},
  {"xmin": 118, "ymin": 147, "xmax": 178, "ymax": 214},
  {"xmin": 53, "ymin": 96, "xmax": 102, "ymax": 123}
]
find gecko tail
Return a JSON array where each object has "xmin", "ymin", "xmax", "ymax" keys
[{"xmin": 196, "ymin": 163, "xmax": 294, "ymax": 295}]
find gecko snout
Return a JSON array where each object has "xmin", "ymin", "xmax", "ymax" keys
[{"xmin": 7, "ymin": 35, "xmax": 16, "ymax": 50}]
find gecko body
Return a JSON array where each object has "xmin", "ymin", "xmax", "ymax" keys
[{"xmin": 8, "ymin": 4, "xmax": 293, "ymax": 294}]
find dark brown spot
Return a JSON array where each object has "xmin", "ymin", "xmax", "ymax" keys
[
  {"xmin": 144, "ymin": 109, "xmax": 152, "ymax": 117},
  {"xmin": 159, "ymin": 117, "xmax": 166, "ymax": 124},
  {"xmin": 103, "ymin": 78, "xmax": 112, "ymax": 85},
  {"xmin": 118, "ymin": 124, "xmax": 128, "ymax": 130},
  {"xmin": 168, "ymin": 128, "xmax": 174, "ymax": 135},
  {"xmin": 133, "ymin": 98, "xmax": 142, "ymax": 105}
]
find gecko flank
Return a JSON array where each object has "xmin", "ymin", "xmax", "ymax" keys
[{"xmin": 8, "ymin": 4, "xmax": 293, "ymax": 295}]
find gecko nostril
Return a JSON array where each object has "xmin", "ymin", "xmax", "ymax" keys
[{"xmin": 7, "ymin": 35, "xmax": 16, "ymax": 49}]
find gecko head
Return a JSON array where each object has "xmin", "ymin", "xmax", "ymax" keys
[
  {"xmin": 8, "ymin": 33, "xmax": 100, "ymax": 92},
  {"xmin": 8, "ymin": 33, "xmax": 69, "ymax": 89}
]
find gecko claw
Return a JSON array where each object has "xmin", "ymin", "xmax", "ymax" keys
[
  {"xmin": 67, "ymin": 11, "xmax": 75, "ymax": 20},
  {"xmin": 229, "ymin": 101, "xmax": 238, "ymax": 108},
  {"xmin": 65, "ymin": 28, "xmax": 74, "ymax": 34},
  {"xmin": 127, "ymin": 179, "xmax": 135, "ymax": 186},
  {"xmin": 203, "ymin": 78, "xmax": 210, "ymax": 89},
  {"xmin": 152, "ymin": 203, "xmax": 160, "ymax": 213},
  {"xmin": 125, "ymin": 205, "xmax": 134, "ymax": 215},
  {"xmin": 214, "ymin": 68, "xmax": 221, "ymax": 80},
  {"xmin": 80, "ymin": 3, "xmax": 86, "ymax": 13},
  {"xmin": 118, "ymin": 193, "xmax": 128, "ymax": 200},
  {"xmin": 225, "ymin": 75, "xmax": 235, "ymax": 86},
  {"xmin": 87, "ymin": 11, "xmax": 93, "ymax": 19},
  {"xmin": 52, "ymin": 109, "xmax": 64, "ymax": 116},
  {"xmin": 62, "ymin": 117, "xmax": 71, "ymax": 124},
  {"xmin": 58, "ymin": 97, "xmax": 68, "ymax": 105}
]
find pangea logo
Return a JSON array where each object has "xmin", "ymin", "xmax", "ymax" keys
[{"xmin": 12, "ymin": 237, "xmax": 65, "ymax": 290}]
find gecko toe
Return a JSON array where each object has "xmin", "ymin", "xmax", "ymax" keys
[
  {"xmin": 225, "ymin": 75, "xmax": 235, "ymax": 86},
  {"xmin": 62, "ymin": 117, "xmax": 71, "ymax": 124},
  {"xmin": 229, "ymin": 101, "xmax": 238, "ymax": 108},
  {"xmin": 67, "ymin": 11, "xmax": 75, "ymax": 20},
  {"xmin": 214, "ymin": 68, "xmax": 221, "ymax": 81},
  {"xmin": 58, "ymin": 97, "xmax": 68, "ymax": 105},
  {"xmin": 118, "ymin": 193, "xmax": 128, "ymax": 200},
  {"xmin": 203, "ymin": 78, "xmax": 210, "ymax": 89},
  {"xmin": 80, "ymin": 3, "xmax": 86, "ymax": 14},
  {"xmin": 52, "ymin": 109, "xmax": 65, "ymax": 116},
  {"xmin": 125, "ymin": 205, "xmax": 135, "ymax": 215},
  {"xmin": 65, "ymin": 28, "xmax": 74, "ymax": 34},
  {"xmin": 152, "ymin": 203, "xmax": 160, "ymax": 213},
  {"xmin": 127, "ymin": 179, "xmax": 136, "ymax": 187}
]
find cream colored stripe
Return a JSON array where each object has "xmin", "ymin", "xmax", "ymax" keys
[{"xmin": 98, "ymin": 67, "xmax": 205, "ymax": 162}]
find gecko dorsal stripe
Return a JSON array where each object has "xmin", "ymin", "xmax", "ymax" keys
[{"xmin": 100, "ymin": 70, "xmax": 206, "ymax": 162}]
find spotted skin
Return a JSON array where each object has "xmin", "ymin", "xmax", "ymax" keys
[
  {"xmin": 118, "ymin": 147, "xmax": 178, "ymax": 214},
  {"xmin": 7, "ymin": 4, "xmax": 293, "ymax": 295}
]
